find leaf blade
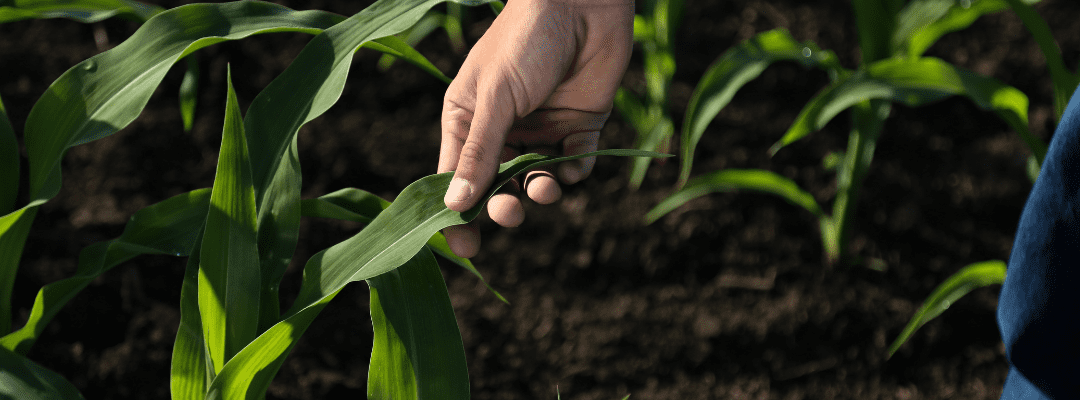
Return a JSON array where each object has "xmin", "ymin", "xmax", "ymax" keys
[
  {"xmin": 887, "ymin": 260, "xmax": 1007, "ymax": 358},
  {"xmin": 645, "ymin": 168, "xmax": 825, "ymax": 225},
  {"xmin": 367, "ymin": 248, "xmax": 469, "ymax": 399},
  {"xmin": 198, "ymin": 67, "xmax": 260, "ymax": 373}
]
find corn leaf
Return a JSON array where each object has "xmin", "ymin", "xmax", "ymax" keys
[
  {"xmin": 208, "ymin": 150, "xmax": 666, "ymax": 398},
  {"xmin": 171, "ymin": 233, "xmax": 210, "ymax": 398},
  {"xmin": 367, "ymin": 248, "xmax": 469, "ymax": 399},
  {"xmin": 300, "ymin": 188, "xmax": 507, "ymax": 303},
  {"xmin": 179, "ymin": 56, "xmax": 199, "ymax": 132},
  {"xmin": 0, "ymin": 0, "xmax": 162, "ymax": 24},
  {"xmin": 897, "ymin": 0, "xmax": 1009, "ymax": 58},
  {"xmin": 198, "ymin": 67, "xmax": 260, "ymax": 374},
  {"xmin": 770, "ymin": 57, "xmax": 1046, "ymax": 177},
  {"xmin": 0, "ymin": 189, "xmax": 210, "ymax": 355},
  {"xmin": 1001, "ymin": 0, "xmax": 1079, "ymax": 122},
  {"xmin": 678, "ymin": 29, "xmax": 843, "ymax": 186},
  {"xmin": 0, "ymin": 208, "xmax": 35, "ymax": 337},
  {"xmin": 851, "ymin": 0, "xmax": 904, "ymax": 63},
  {"xmin": 0, "ymin": 345, "xmax": 84, "ymax": 400},
  {"xmin": 645, "ymin": 168, "xmax": 824, "ymax": 225},
  {"xmin": 22, "ymin": 1, "xmax": 344, "ymax": 207},
  {"xmin": 366, "ymin": 34, "xmax": 452, "ymax": 85},
  {"xmin": 887, "ymin": 260, "xmax": 1006, "ymax": 358}
]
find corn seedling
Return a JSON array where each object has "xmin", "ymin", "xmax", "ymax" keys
[
  {"xmin": 0, "ymin": 1, "xmax": 664, "ymax": 398},
  {"xmin": 645, "ymin": 0, "xmax": 1078, "ymax": 268},
  {"xmin": 614, "ymin": 0, "xmax": 683, "ymax": 189}
]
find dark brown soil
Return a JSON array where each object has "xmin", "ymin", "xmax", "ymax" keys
[{"xmin": 3, "ymin": 0, "xmax": 1078, "ymax": 398}]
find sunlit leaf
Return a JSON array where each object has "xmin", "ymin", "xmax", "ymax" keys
[
  {"xmin": 367, "ymin": 248, "xmax": 469, "ymax": 399},
  {"xmin": 679, "ymin": 29, "xmax": 843, "ymax": 186},
  {"xmin": 198, "ymin": 67, "xmax": 260, "ymax": 374},
  {"xmin": 887, "ymin": 260, "xmax": 1006, "ymax": 358},
  {"xmin": 209, "ymin": 150, "xmax": 665, "ymax": 398},
  {"xmin": 0, "ymin": 208, "xmax": 35, "ymax": 337},
  {"xmin": 770, "ymin": 57, "xmax": 1046, "ymax": 179},
  {"xmin": 646, "ymin": 168, "xmax": 825, "ymax": 224},
  {"xmin": 171, "ymin": 232, "xmax": 209, "ymax": 397},
  {"xmin": 300, "ymin": 188, "xmax": 507, "ymax": 303}
]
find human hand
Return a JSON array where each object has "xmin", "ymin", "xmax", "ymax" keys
[{"xmin": 439, "ymin": 0, "xmax": 634, "ymax": 258}]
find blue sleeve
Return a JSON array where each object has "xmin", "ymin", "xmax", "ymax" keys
[{"xmin": 998, "ymin": 85, "xmax": 1080, "ymax": 399}]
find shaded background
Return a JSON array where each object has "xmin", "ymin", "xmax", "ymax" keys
[{"xmin": 2, "ymin": 0, "xmax": 1079, "ymax": 398}]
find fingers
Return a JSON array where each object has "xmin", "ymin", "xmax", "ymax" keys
[
  {"xmin": 558, "ymin": 131, "xmax": 599, "ymax": 184},
  {"xmin": 443, "ymin": 224, "xmax": 480, "ymax": 259}
]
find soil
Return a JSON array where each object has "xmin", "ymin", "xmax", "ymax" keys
[{"xmin": 3, "ymin": 0, "xmax": 1079, "ymax": 398}]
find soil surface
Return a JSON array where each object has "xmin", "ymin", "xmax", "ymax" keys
[{"xmin": 3, "ymin": 0, "xmax": 1079, "ymax": 398}]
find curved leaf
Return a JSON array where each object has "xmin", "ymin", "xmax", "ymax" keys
[
  {"xmin": 209, "ymin": 149, "xmax": 666, "ymax": 398},
  {"xmin": 0, "ymin": 189, "xmax": 210, "ymax": 355},
  {"xmin": 645, "ymin": 168, "xmax": 824, "ymax": 224},
  {"xmin": 0, "ymin": 208, "xmax": 35, "ymax": 337},
  {"xmin": 1001, "ymin": 0, "xmax": 1078, "ymax": 121},
  {"xmin": 679, "ymin": 29, "xmax": 843, "ymax": 186},
  {"xmin": 887, "ymin": 260, "xmax": 1006, "ymax": 358},
  {"xmin": 367, "ymin": 248, "xmax": 469, "ymax": 399},
  {"xmin": 0, "ymin": 0, "xmax": 162, "ymax": 24},
  {"xmin": 301, "ymin": 188, "xmax": 507, "ymax": 304},
  {"xmin": 769, "ymin": 57, "xmax": 1046, "ymax": 176},
  {"xmin": 171, "ymin": 233, "xmax": 209, "ymax": 398},
  {"xmin": 22, "ymin": 1, "xmax": 345, "ymax": 207},
  {"xmin": 896, "ymin": 0, "xmax": 1015, "ymax": 59},
  {"xmin": 0, "ymin": 345, "xmax": 84, "ymax": 400}
]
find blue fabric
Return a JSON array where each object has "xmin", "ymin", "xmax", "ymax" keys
[{"xmin": 998, "ymin": 86, "xmax": 1080, "ymax": 399}]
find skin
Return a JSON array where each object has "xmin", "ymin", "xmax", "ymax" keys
[{"xmin": 439, "ymin": 0, "xmax": 635, "ymax": 258}]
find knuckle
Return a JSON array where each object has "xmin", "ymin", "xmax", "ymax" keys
[{"xmin": 460, "ymin": 141, "xmax": 488, "ymax": 165}]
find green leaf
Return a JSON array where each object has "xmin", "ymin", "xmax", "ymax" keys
[
  {"xmin": 0, "ymin": 0, "xmax": 162, "ymax": 24},
  {"xmin": 0, "ymin": 93, "xmax": 17, "ymax": 215},
  {"xmin": 645, "ymin": 168, "xmax": 825, "ymax": 225},
  {"xmin": 366, "ymin": 34, "xmax": 452, "ymax": 84},
  {"xmin": 488, "ymin": 0, "xmax": 503, "ymax": 16},
  {"xmin": 1001, "ymin": 0, "xmax": 1078, "ymax": 122},
  {"xmin": 367, "ymin": 248, "xmax": 469, "ymax": 399},
  {"xmin": 0, "ymin": 345, "xmax": 84, "ymax": 400},
  {"xmin": 1, "ymin": 189, "xmax": 210, "ymax": 355},
  {"xmin": 198, "ymin": 67, "xmax": 261, "ymax": 374},
  {"xmin": 171, "ymin": 232, "xmax": 210, "ymax": 398},
  {"xmin": 208, "ymin": 150, "xmax": 665, "ymax": 398},
  {"xmin": 179, "ymin": 56, "xmax": 200, "ymax": 132},
  {"xmin": 300, "ymin": 188, "xmax": 507, "ymax": 303},
  {"xmin": 851, "ymin": 0, "xmax": 904, "ymax": 63},
  {"xmin": 887, "ymin": 260, "xmax": 1006, "ymax": 358},
  {"xmin": 897, "ymin": 0, "xmax": 1008, "ymax": 59},
  {"xmin": 0, "ymin": 208, "xmax": 36, "ymax": 337},
  {"xmin": 769, "ymin": 57, "xmax": 1047, "ymax": 174},
  {"xmin": 23, "ymin": 1, "xmax": 345, "ymax": 207},
  {"xmin": 679, "ymin": 29, "xmax": 843, "ymax": 186}
]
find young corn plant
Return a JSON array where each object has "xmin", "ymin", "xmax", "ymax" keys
[
  {"xmin": 645, "ymin": 0, "xmax": 1077, "ymax": 269},
  {"xmin": 614, "ymin": 0, "xmax": 683, "ymax": 189},
  {"xmin": 0, "ymin": 0, "xmax": 663, "ymax": 398},
  {"xmin": 887, "ymin": 0, "xmax": 1079, "ymax": 358}
]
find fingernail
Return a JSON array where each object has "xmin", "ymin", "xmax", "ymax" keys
[{"xmin": 446, "ymin": 178, "xmax": 473, "ymax": 204}]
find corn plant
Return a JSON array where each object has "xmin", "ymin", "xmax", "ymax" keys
[
  {"xmin": 614, "ymin": 0, "xmax": 683, "ymax": 189},
  {"xmin": 644, "ymin": 0, "xmax": 1079, "ymax": 269},
  {"xmin": 0, "ymin": 0, "xmax": 663, "ymax": 398}
]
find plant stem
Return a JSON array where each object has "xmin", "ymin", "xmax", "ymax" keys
[{"xmin": 828, "ymin": 99, "xmax": 888, "ymax": 267}]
